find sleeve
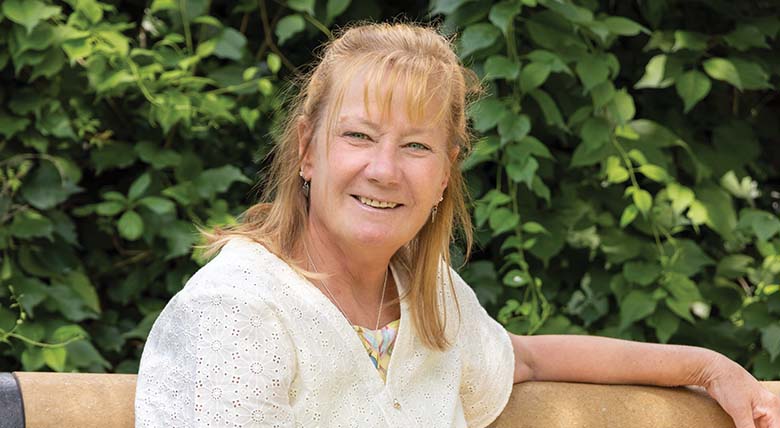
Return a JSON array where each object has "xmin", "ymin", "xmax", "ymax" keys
[
  {"xmin": 134, "ymin": 283, "xmax": 297, "ymax": 428},
  {"xmin": 450, "ymin": 267, "xmax": 515, "ymax": 428}
]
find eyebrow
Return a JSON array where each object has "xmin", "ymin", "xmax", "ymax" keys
[{"xmin": 338, "ymin": 117, "xmax": 433, "ymax": 135}]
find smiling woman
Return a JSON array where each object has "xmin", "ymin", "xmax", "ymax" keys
[{"xmin": 134, "ymin": 22, "xmax": 780, "ymax": 428}]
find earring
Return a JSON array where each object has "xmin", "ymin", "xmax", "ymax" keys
[
  {"xmin": 431, "ymin": 196, "xmax": 444, "ymax": 223},
  {"xmin": 299, "ymin": 169, "xmax": 310, "ymax": 198}
]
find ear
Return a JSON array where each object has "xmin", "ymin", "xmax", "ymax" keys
[
  {"xmin": 439, "ymin": 146, "xmax": 460, "ymax": 194},
  {"xmin": 297, "ymin": 116, "xmax": 314, "ymax": 179}
]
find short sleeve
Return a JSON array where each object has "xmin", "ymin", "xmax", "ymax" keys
[
  {"xmin": 451, "ymin": 267, "xmax": 515, "ymax": 428},
  {"xmin": 135, "ymin": 282, "xmax": 297, "ymax": 428}
]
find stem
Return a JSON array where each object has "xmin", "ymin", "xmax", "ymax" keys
[{"xmin": 179, "ymin": 0, "xmax": 193, "ymax": 55}]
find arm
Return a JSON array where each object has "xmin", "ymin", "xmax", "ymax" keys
[{"xmin": 510, "ymin": 333, "xmax": 780, "ymax": 428}]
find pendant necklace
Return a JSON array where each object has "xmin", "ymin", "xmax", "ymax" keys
[{"xmin": 304, "ymin": 244, "xmax": 388, "ymax": 331}]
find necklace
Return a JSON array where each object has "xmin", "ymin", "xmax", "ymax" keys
[{"xmin": 303, "ymin": 244, "xmax": 388, "ymax": 331}]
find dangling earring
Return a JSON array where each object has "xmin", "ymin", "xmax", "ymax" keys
[
  {"xmin": 299, "ymin": 169, "xmax": 310, "ymax": 198},
  {"xmin": 431, "ymin": 196, "xmax": 443, "ymax": 223}
]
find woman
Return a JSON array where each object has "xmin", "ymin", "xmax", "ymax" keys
[{"xmin": 135, "ymin": 23, "xmax": 780, "ymax": 427}]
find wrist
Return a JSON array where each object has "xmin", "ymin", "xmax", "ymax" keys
[{"xmin": 691, "ymin": 348, "xmax": 726, "ymax": 389}]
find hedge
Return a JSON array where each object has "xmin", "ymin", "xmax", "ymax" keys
[{"xmin": 1, "ymin": 0, "xmax": 779, "ymax": 379}]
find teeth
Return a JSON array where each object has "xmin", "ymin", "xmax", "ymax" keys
[{"xmin": 359, "ymin": 196, "xmax": 398, "ymax": 209}]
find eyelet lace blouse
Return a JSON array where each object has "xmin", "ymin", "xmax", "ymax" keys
[{"xmin": 135, "ymin": 238, "xmax": 514, "ymax": 427}]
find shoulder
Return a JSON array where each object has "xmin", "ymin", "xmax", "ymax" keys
[{"xmin": 177, "ymin": 237, "xmax": 299, "ymax": 306}]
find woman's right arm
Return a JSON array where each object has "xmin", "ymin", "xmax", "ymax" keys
[{"xmin": 134, "ymin": 285, "xmax": 297, "ymax": 427}]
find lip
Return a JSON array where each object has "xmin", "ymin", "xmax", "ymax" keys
[{"xmin": 351, "ymin": 194, "xmax": 404, "ymax": 210}]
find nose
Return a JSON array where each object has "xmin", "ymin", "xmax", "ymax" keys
[{"xmin": 365, "ymin": 140, "xmax": 401, "ymax": 185}]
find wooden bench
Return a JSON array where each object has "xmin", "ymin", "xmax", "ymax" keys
[{"xmin": 1, "ymin": 372, "xmax": 778, "ymax": 427}]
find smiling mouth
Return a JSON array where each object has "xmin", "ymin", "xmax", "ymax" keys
[{"xmin": 352, "ymin": 195, "xmax": 402, "ymax": 209}]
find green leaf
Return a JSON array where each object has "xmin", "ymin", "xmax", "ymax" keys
[
  {"xmin": 95, "ymin": 201, "xmax": 125, "ymax": 216},
  {"xmin": 696, "ymin": 186, "xmax": 737, "ymax": 240},
  {"xmin": 602, "ymin": 16, "xmax": 646, "ymax": 36},
  {"xmin": 484, "ymin": 55, "xmax": 519, "ymax": 80},
  {"xmin": 459, "ymin": 23, "xmax": 501, "ymax": 58},
  {"xmin": 703, "ymin": 58, "xmax": 742, "ymax": 90},
  {"xmin": 213, "ymin": 28, "xmax": 247, "ymax": 60},
  {"xmin": 118, "ymin": 210, "xmax": 144, "ymax": 240},
  {"xmin": 503, "ymin": 269, "xmax": 531, "ymax": 288},
  {"xmin": 529, "ymin": 89, "xmax": 566, "ymax": 130},
  {"xmin": 489, "ymin": 207, "xmax": 519, "ymax": 236},
  {"xmin": 20, "ymin": 161, "xmax": 82, "ymax": 210},
  {"xmin": 591, "ymin": 81, "xmax": 615, "ymax": 108},
  {"xmin": 762, "ymin": 324, "xmax": 780, "ymax": 362},
  {"xmin": 519, "ymin": 62, "xmax": 551, "ymax": 92},
  {"xmin": 2, "ymin": 0, "xmax": 61, "ymax": 34},
  {"xmin": 637, "ymin": 164, "xmax": 669, "ymax": 183},
  {"xmin": 580, "ymin": 117, "xmax": 610, "ymax": 146},
  {"xmin": 498, "ymin": 113, "xmax": 531, "ymax": 145},
  {"xmin": 431, "ymin": 0, "xmax": 472, "ymax": 14},
  {"xmin": 576, "ymin": 56, "xmax": 610, "ymax": 92},
  {"xmin": 608, "ymin": 89, "xmax": 635, "ymax": 124},
  {"xmin": 632, "ymin": 188, "xmax": 652, "ymax": 216},
  {"xmin": 267, "ymin": 53, "xmax": 281, "ymax": 74},
  {"xmin": 605, "ymin": 157, "xmax": 629, "ymax": 183},
  {"xmin": 469, "ymin": 98, "xmax": 507, "ymax": 132},
  {"xmin": 326, "ymin": 0, "xmax": 351, "ymax": 21},
  {"xmin": 672, "ymin": 31, "xmax": 708, "ymax": 51},
  {"xmin": 541, "ymin": 0, "xmax": 592, "ymax": 24},
  {"xmin": 724, "ymin": 25, "xmax": 770, "ymax": 51},
  {"xmin": 716, "ymin": 254, "xmax": 754, "ymax": 279},
  {"xmin": 623, "ymin": 260, "xmax": 661, "ymax": 286},
  {"xmin": 731, "ymin": 58, "xmax": 771, "ymax": 90},
  {"xmin": 0, "ymin": 114, "xmax": 30, "ymax": 139},
  {"xmin": 194, "ymin": 165, "xmax": 252, "ymax": 199},
  {"xmin": 128, "ymin": 173, "xmax": 151, "ymax": 201},
  {"xmin": 138, "ymin": 196, "xmax": 176, "ymax": 215},
  {"xmin": 634, "ymin": 55, "xmax": 680, "ymax": 89},
  {"xmin": 42, "ymin": 347, "xmax": 67, "ymax": 372},
  {"xmin": 522, "ymin": 221, "xmax": 548, "ymax": 234},
  {"xmin": 648, "ymin": 308, "xmax": 680, "ymax": 343},
  {"xmin": 11, "ymin": 210, "xmax": 53, "ymax": 239},
  {"xmin": 738, "ymin": 209, "xmax": 780, "ymax": 242},
  {"xmin": 276, "ymin": 14, "xmax": 305, "ymax": 46},
  {"xmin": 64, "ymin": 272, "xmax": 101, "ymax": 313},
  {"xmin": 675, "ymin": 70, "xmax": 711, "ymax": 113},
  {"xmin": 135, "ymin": 141, "xmax": 182, "ymax": 169},
  {"xmin": 619, "ymin": 290, "xmax": 657, "ymax": 330},
  {"xmin": 620, "ymin": 204, "xmax": 639, "ymax": 228},
  {"xmin": 506, "ymin": 157, "xmax": 538, "ymax": 187},
  {"xmin": 287, "ymin": 0, "xmax": 315, "ymax": 15},
  {"xmin": 489, "ymin": 0, "xmax": 523, "ymax": 36}
]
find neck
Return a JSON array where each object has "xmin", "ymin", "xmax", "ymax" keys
[{"xmin": 302, "ymin": 223, "xmax": 396, "ymax": 308}]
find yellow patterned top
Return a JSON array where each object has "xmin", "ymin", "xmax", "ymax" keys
[{"xmin": 352, "ymin": 319, "xmax": 401, "ymax": 383}]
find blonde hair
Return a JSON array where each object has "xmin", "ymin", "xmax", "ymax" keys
[{"xmin": 203, "ymin": 22, "xmax": 479, "ymax": 351}]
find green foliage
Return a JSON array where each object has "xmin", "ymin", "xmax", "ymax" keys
[
  {"xmin": 442, "ymin": 0, "xmax": 780, "ymax": 379},
  {"xmin": 2, "ymin": 0, "xmax": 780, "ymax": 382},
  {"xmin": 0, "ymin": 0, "xmax": 405, "ymax": 372}
]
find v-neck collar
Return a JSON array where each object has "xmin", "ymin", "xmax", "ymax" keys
[{"xmin": 239, "ymin": 238, "xmax": 409, "ymax": 390}]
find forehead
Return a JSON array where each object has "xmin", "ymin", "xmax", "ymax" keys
[{"xmin": 324, "ymin": 61, "xmax": 453, "ymax": 135}]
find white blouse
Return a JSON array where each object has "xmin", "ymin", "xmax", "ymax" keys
[{"xmin": 135, "ymin": 238, "xmax": 514, "ymax": 427}]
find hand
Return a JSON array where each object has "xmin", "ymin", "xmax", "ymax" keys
[{"xmin": 703, "ymin": 353, "xmax": 780, "ymax": 428}]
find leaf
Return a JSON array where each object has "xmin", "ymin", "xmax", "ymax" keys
[
  {"xmin": 484, "ymin": 55, "xmax": 519, "ymax": 80},
  {"xmin": 675, "ymin": 70, "xmax": 711, "ymax": 113},
  {"xmin": 431, "ymin": 0, "xmax": 472, "ymax": 14},
  {"xmin": 602, "ymin": 16, "xmax": 646, "ymax": 36},
  {"xmin": 287, "ymin": 0, "xmax": 315, "ymax": 15},
  {"xmin": 267, "ymin": 53, "xmax": 281, "ymax": 74},
  {"xmin": 489, "ymin": 0, "xmax": 523, "ymax": 36},
  {"xmin": 489, "ymin": 207, "xmax": 519, "ymax": 236},
  {"xmin": 326, "ymin": 0, "xmax": 351, "ymax": 21},
  {"xmin": 619, "ymin": 290, "xmax": 657, "ymax": 330},
  {"xmin": 42, "ymin": 347, "xmax": 67, "ymax": 372},
  {"xmin": 459, "ymin": 23, "xmax": 501, "ymax": 58},
  {"xmin": 11, "ymin": 210, "xmax": 54, "ymax": 239},
  {"xmin": 118, "ymin": 210, "xmax": 144, "ymax": 240},
  {"xmin": 635, "ymin": 55, "xmax": 680, "ymax": 89},
  {"xmin": 138, "ymin": 196, "xmax": 176, "ymax": 215},
  {"xmin": 731, "ymin": 58, "xmax": 771, "ymax": 90},
  {"xmin": 2, "ymin": 0, "xmax": 61, "ymax": 34},
  {"xmin": 498, "ymin": 113, "xmax": 531, "ymax": 145},
  {"xmin": 716, "ymin": 254, "xmax": 754, "ymax": 279},
  {"xmin": 738, "ymin": 209, "xmax": 780, "ymax": 242},
  {"xmin": 672, "ymin": 31, "xmax": 708, "ymax": 51},
  {"xmin": 506, "ymin": 157, "xmax": 538, "ymax": 187},
  {"xmin": 0, "ymin": 114, "xmax": 30, "ymax": 139},
  {"xmin": 605, "ymin": 156, "xmax": 629, "ymax": 183},
  {"xmin": 502, "ymin": 269, "xmax": 530, "ymax": 288},
  {"xmin": 520, "ymin": 62, "xmax": 551, "ymax": 92},
  {"xmin": 724, "ymin": 25, "xmax": 770, "ymax": 51},
  {"xmin": 703, "ymin": 58, "xmax": 741, "ymax": 90},
  {"xmin": 213, "ymin": 27, "xmax": 247, "ymax": 60},
  {"xmin": 128, "ymin": 173, "xmax": 151, "ymax": 201},
  {"xmin": 648, "ymin": 308, "xmax": 680, "ymax": 343},
  {"xmin": 194, "ymin": 165, "xmax": 252, "ymax": 199},
  {"xmin": 20, "ymin": 161, "xmax": 82, "ymax": 210},
  {"xmin": 608, "ymin": 89, "xmax": 635, "ymax": 124},
  {"xmin": 529, "ymin": 89, "xmax": 566, "ymax": 130},
  {"xmin": 623, "ymin": 260, "xmax": 661, "ymax": 286},
  {"xmin": 576, "ymin": 56, "xmax": 610, "ymax": 92},
  {"xmin": 616, "ymin": 203, "xmax": 638, "ymax": 229},
  {"xmin": 541, "ymin": 0, "xmax": 592, "ymax": 24},
  {"xmin": 95, "ymin": 201, "xmax": 125, "ymax": 216},
  {"xmin": 469, "ymin": 98, "xmax": 507, "ymax": 132},
  {"xmin": 632, "ymin": 188, "xmax": 652, "ymax": 216},
  {"xmin": 522, "ymin": 221, "xmax": 548, "ymax": 234},
  {"xmin": 64, "ymin": 272, "xmax": 101, "ymax": 313},
  {"xmin": 637, "ymin": 164, "xmax": 669, "ymax": 183},
  {"xmin": 275, "ymin": 14, "xmax": 305, "ymax": 45},
  {"xmin": 762, "ymin": 324, "xmax": 780, "ymax": 362},
  {"xmin": 135, "ymin": 141, "xmax": 182, "ymax": 169}
]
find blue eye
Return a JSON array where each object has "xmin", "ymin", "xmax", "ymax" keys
[
  {"xmin": 344, "ymin": 131, "xmax": 371, "ymax": 140},
  {"xmin": 406, "ymin": 142, "xmax": 430, "ymax": 151}
]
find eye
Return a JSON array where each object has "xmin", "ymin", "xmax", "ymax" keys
[
  {"xmin": 343, "ymin": 131, "xmax": 371, "ymax": 140},
  {"xmin": 405, "ymin": 142, "xmax": 431, "ymax": 151}
]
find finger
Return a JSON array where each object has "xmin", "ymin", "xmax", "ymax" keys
[{"xmin": 731, "ymin": 407, "xmax": 757, "ymax": 428}]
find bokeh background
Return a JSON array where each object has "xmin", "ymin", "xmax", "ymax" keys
[{"xmin": 1, "ymin": 0, "xmax": 780, "ymax": 379}]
